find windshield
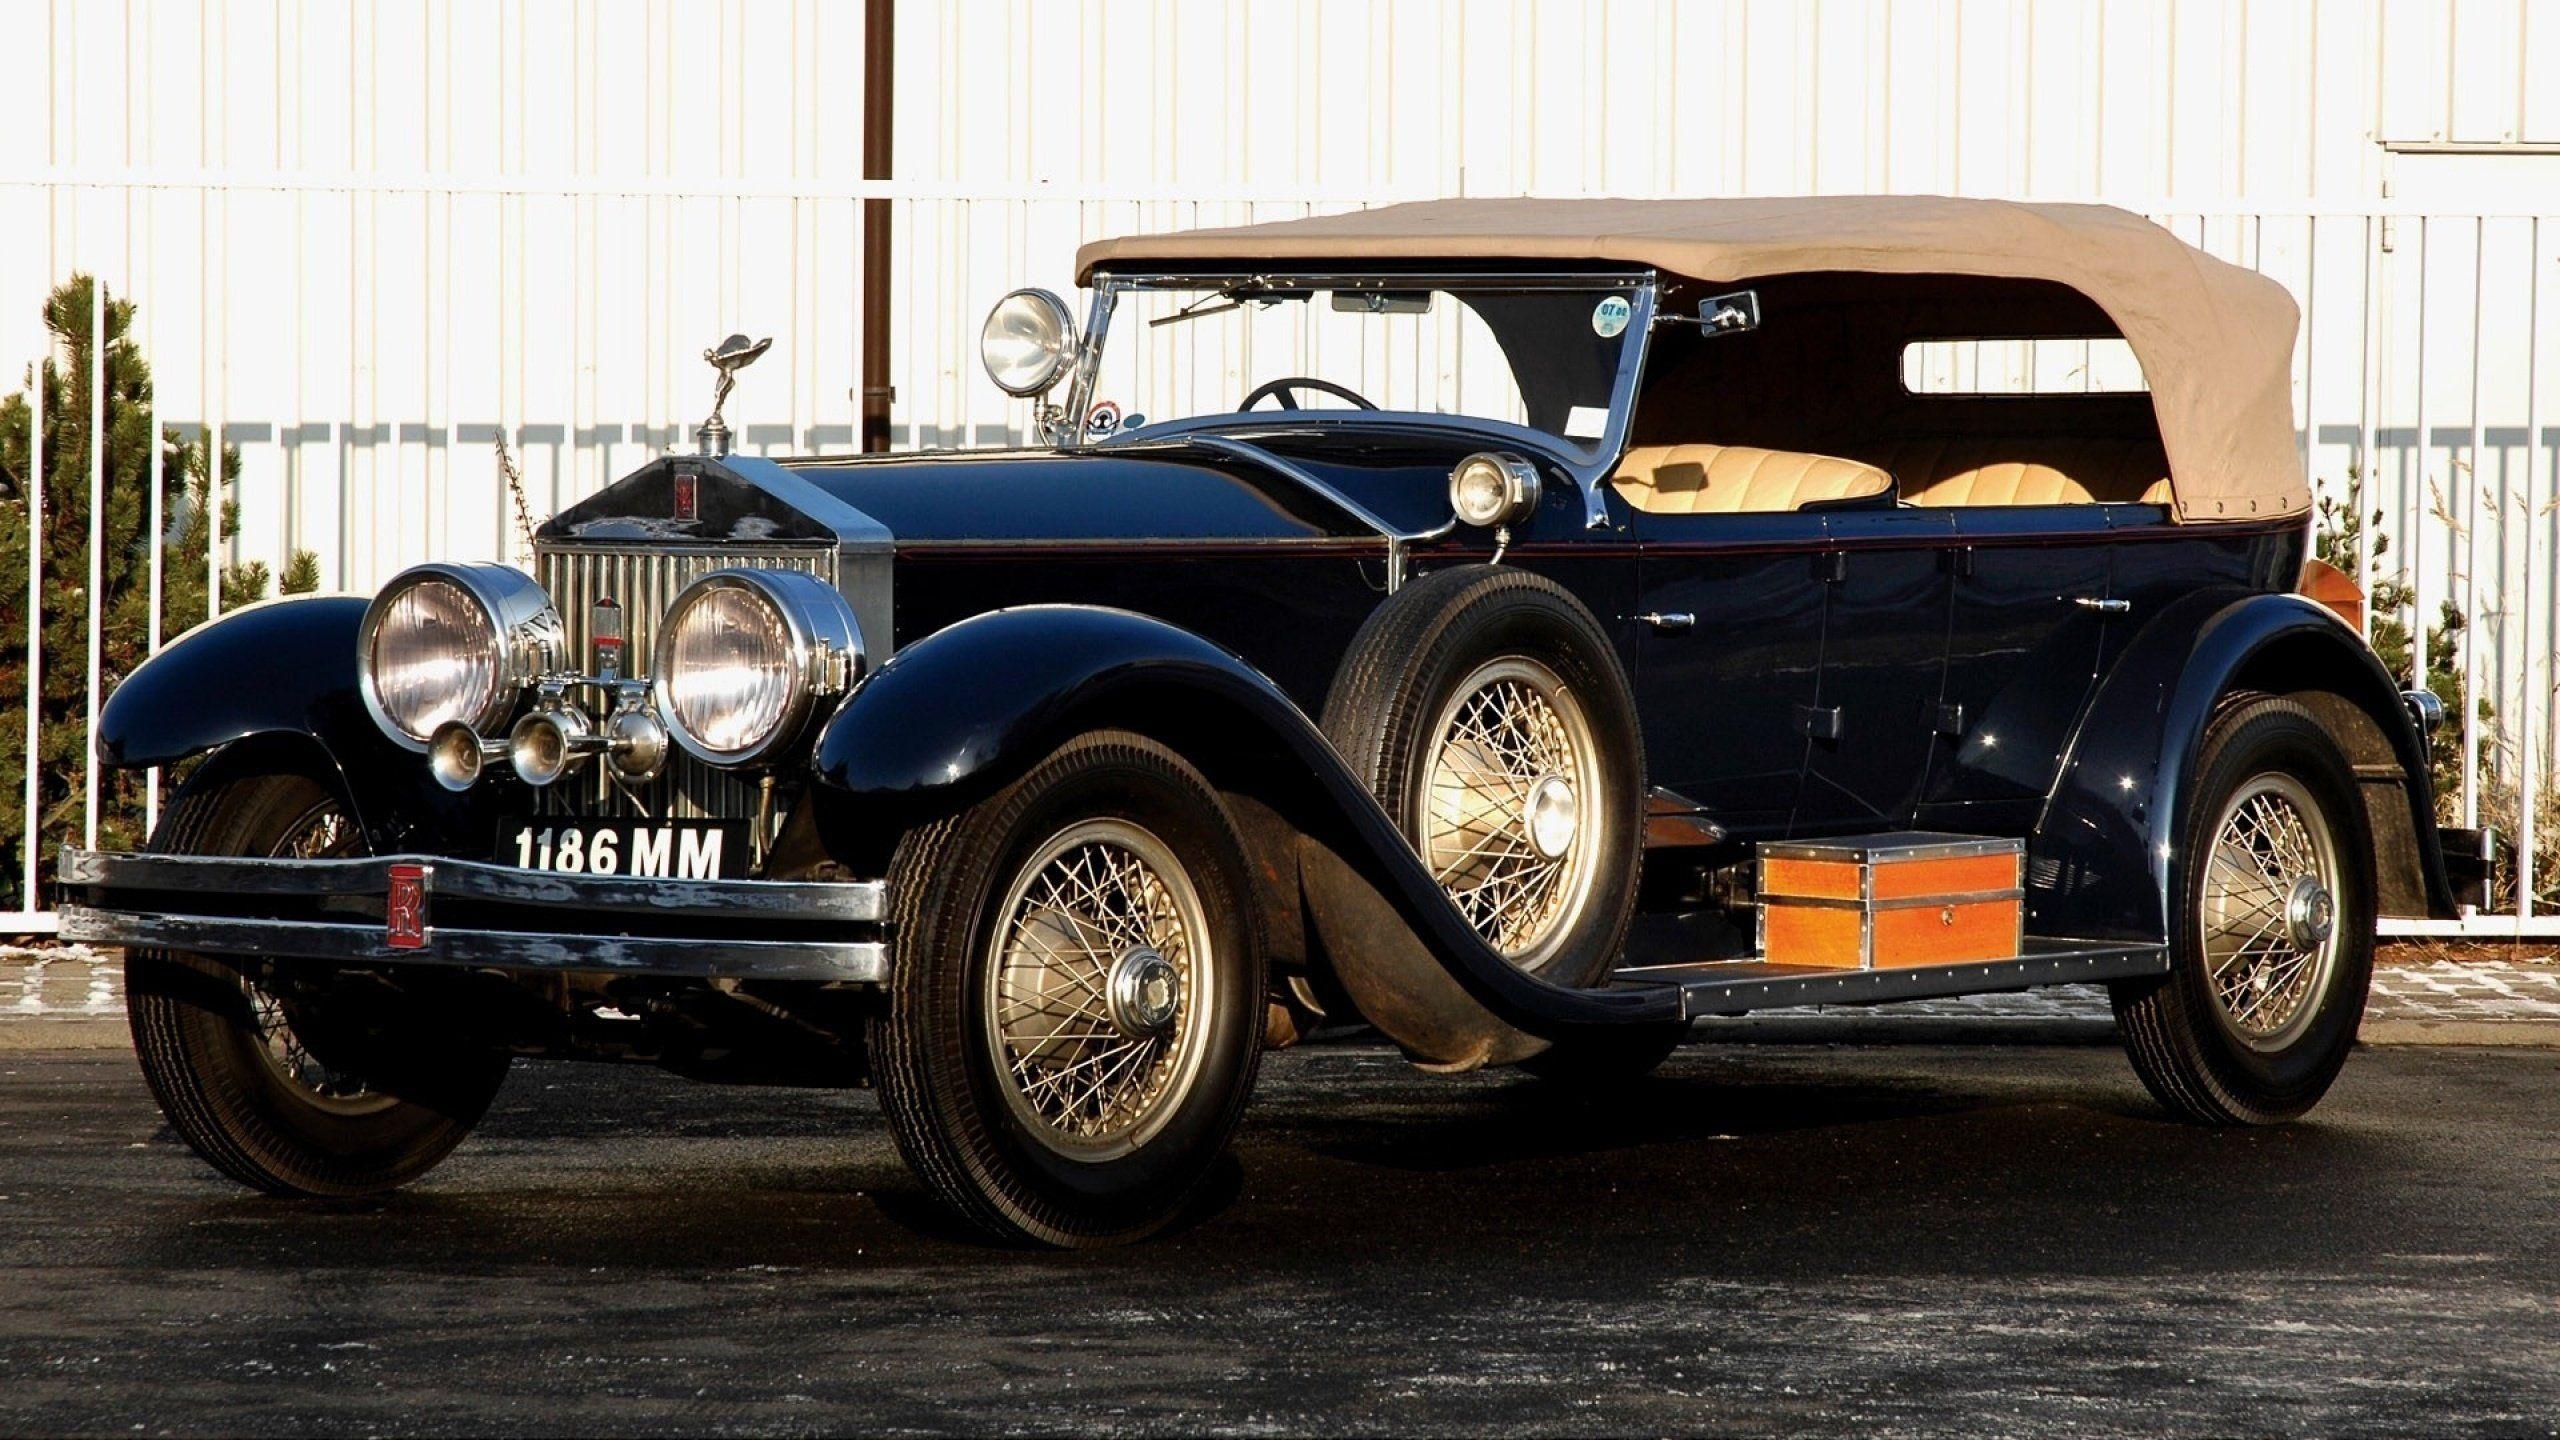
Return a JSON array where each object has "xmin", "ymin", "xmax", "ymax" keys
[{"xmin": 1072, "ymin": 273, "xmax": 1652, "ymax": 459}]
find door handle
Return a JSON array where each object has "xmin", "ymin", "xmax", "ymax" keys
[
  {"xmin": 2071, "ymin": 596, "xmax": 2130, "ymax": 614},
  {"xmin": 1636, "ymin": 611, "xmax": 1697, "ymax": 633}
]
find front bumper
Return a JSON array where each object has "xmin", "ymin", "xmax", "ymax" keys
[{"xmin": 55, "ymin": 848, "xmax": 888, "ymax": 984}]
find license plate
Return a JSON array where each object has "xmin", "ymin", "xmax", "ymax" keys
[{"xmin": 499, "ymin": 818, "xmax": 749, "ymax": 880}]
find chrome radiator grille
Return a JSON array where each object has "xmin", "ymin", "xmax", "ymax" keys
[{"xmin": 533, "ymin": 541, "xmax": 840, "ymax": 820}]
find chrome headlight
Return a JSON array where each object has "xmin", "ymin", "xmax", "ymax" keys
[
  {"xmin": 1450, "ymin": 451, "xmax": 1541, "ymax": 528},
  {"xmin": 980, "ymin": 288, "xmax": 1077, "ymax": 397},
  {"xmin": 358, "ymin": 563, "xmax": 563, "ymax": 751},
  {"xmin": 652, "ymin": 568, "xmax": 863, "ymax": 766}
]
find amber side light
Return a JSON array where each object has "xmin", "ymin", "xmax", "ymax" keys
[{"xmin": 2299, "ymin": 556, "xmax": 2365, "ymax": 633}]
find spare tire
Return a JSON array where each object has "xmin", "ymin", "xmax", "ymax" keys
[{"xmin": 1313, "ymin": 565, "xmax": 1644, "ymax": 1068}]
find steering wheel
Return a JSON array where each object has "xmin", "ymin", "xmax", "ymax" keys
[{"xmin": 1240, "ymin": 376, "xmax": 1379, "ymax": 412}]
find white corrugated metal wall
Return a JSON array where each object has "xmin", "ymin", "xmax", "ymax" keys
[{"xmin": 5, "ymin": 0, "xmax": 2560, "ymax": 933}]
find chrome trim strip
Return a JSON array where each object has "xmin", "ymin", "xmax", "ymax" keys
[
  {"xmin": 894, "ymin": 534, "xmax": 1387, "ymax": 553},
  {"xmin": 1759, "ymin": 887, "xmax": 2026, "ymax": 912},
  {"xmin": 1758, "ymin": 834, "xmax": 2026, "ymax": 863},
  {"xmin": 1089, "ymin": 268, "xmax": 1665, "ymax": 290},
  {"xmin": 1609, "ymin": 939, "xmax": 2170, "ymax": 1019},
  {"xmin": 57, "ymin": 905, "xmax": 885, "ymax": 985},
  {"xmin": 59, "ymin": 847, "xmax": 886, "ymax": 924}
]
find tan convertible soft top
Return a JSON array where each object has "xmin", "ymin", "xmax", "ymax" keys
[{"xmin": 1075, "ymin": 196, "xmax": 2305, "ymax": 523}]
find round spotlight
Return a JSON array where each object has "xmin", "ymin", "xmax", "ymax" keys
[
  {"xmin": 980, "ymin": 288, "xmax": 1078, "ymax": 397},
  {"xmin": 1448, "ymin": 451, "xmax": 1542, "ymax": 529}
]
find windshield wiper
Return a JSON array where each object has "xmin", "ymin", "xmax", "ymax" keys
[
  {"xmin": 1149, "ymin": 290, "xmax": 1248, "ymax": 328},
  {"xmin": 1147, "ymin": 278, "xmax": 1302, "ymax": 329}
]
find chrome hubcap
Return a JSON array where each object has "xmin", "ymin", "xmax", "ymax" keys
[
  {"xmin": 2201, "ymin": 773, "xmax": 2343, "ymax": 1050},
  {"xmin": 984, "ymin": 819, "xmax": 1213, "ymax": 1160},
  {"xmin": 2285, "ymin": 873, "xmax": 2337, "ymax": 951},
  {"xmin": 1106, "ymin": 946, "xmax": 1183, "ymax": 1039},
  {"xmin": 1418, "ymin": 657, "xmax": 1606, "ymax": 971},
  {"xmin": 1523, "ymin": 773, "xmax": 1579, "ymax": 861}
]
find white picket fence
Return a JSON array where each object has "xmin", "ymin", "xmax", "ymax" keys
[{"xmin": 4, "ymin": 176, "xmax": 2558, "ymax": 937}]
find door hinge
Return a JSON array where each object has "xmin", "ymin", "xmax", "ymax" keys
[
  {"xmin": 1935, "ymin": 702, "xmax": 1966, "ymax": 736},
  {"xmin": 1941, "ymin": 545, "xmax": 1975, "ymax": 578},
  {"xmin": 1795, "ymin": 703, "xmax": 1844, "ymax": 741},
  {"xmin": 1813, "ymin": 551, "xmax": 1846, "ymax": 583}
]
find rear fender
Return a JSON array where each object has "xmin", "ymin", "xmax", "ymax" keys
[
  {"xmin": 2033, "ymin": 590, "xmax": 2455, "ymax": 941},
  {"xmin": 804, "ymin": 605, "xmax": 1680, "ymax": 1060},
  {"xmin": 96, "ymin": 595, "xmax": 504, "ymax": 850}
]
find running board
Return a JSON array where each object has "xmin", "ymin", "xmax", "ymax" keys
[{"xmin": 1610, "ymin": 938, "xmax": 2170, "ymax": 1020}]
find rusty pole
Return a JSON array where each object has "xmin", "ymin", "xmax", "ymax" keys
[{"xmin": 858, "ymin": 0, "xmax": 895, "ymax": 452}]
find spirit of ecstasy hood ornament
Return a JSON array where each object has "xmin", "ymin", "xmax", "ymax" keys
[{"xmin": 696, "ymin": 333, "xmax": 773, "ymax": 457}]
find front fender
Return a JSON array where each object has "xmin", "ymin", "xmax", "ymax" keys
[
  {"xmin": 96, "ymin": 595, "xmax": 487, "ymax": 849},
  {"xmin": 2034, "ymin": 590, "xmax": 2455, "ymax": 941},
  {"xmin": 808, "ymin": 605, "xmax": 1679, "ymax": 1055}
]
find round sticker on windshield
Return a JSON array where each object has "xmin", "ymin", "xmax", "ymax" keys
[{"xmin": 1591, "ymin": 295, "xmax": 1632, "ymax": 338}]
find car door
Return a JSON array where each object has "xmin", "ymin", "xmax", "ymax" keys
[
  {"xmin": 1792, "ymin": 506, "xmax": 1958, "ymax": 833},
  {"xmin": 1628, "ymin": 508, "xmax": 1828, "ymax": 841},
  {"xmin": 1915, "ymin": 504, "xmax": 2114, "ymax": 834}
]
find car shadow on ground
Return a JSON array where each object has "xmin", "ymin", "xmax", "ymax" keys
[{"xmin": 112, "ymin": 1040, "xmax": 2415, "ymax": 1282}]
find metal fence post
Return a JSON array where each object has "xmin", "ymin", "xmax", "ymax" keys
[{"xmin": 19, "ymin": 389, "xmax": 40, "ymax": 914}]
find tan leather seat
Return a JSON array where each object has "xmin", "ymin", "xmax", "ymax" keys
[
  {"xmin": 1612, "ymin": 443, "xmax": 1895, "ymax": 515},
  {"xmin": 1859, "ymin": 436, "xmax": 2171, "ymax": 507}
]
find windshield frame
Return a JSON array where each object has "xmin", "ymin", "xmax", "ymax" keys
[{"xmin": 1066, "ymin": 268, "xmax": 1660, "ymax": 531}]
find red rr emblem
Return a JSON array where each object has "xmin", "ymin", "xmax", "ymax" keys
[
  {"xmin": 386, "ymin": 863, "xmax": 430, "ymax": 950},
  {"xmin": 672, "ymin": 471, "xmax": 699, "ymax": 522}
]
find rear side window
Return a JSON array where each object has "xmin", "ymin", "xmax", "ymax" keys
[{"xmin": 1901, "ymin": 337, "xmax": 2148, "ymax": 395}]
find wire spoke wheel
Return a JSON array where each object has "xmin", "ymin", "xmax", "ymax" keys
[
  {"xmin": 878, "ymin": 731, "xmax": 1262, "ymax": 1246},
  {"xmin": 2199, "ymin": 772, "xmax": 2343, "ymax": 1052},
  {"xmin": 242, "ymin": 799, "xmax": 389, "ymax": 1112},
  {"xmin": 983, "ymin": 818, "xmax": 1215, "ymax": 1162},
  {"xmin": 128, "ymin": 764, "xmax": 507, "ymax": 1197},
  {"xmin": 2115, "ymin": 695, "xmax": 2373, "ymax": 1126},
  {"xmin": 1417, "ymin": 656, "xmax": 1605, "ymax": 969},
  {"xmin": 1317, "ymin": 566, "xmax": 1643, "ymax": 1067}
]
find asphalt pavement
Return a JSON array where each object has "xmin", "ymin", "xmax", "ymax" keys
[{"xmin": 1, "ymin": 1037, "xmax": 2555, "ymax": 1436}]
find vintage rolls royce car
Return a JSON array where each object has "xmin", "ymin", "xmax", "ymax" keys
[{"xmin": 61, "ymin": 197, "xmax": 2469, "ymax": 1247}]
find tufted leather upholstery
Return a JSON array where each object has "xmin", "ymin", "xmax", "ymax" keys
[
  {"xmin": 1612, "ymin": 443, "xmax": 1896, "ymax": 515},
  {"xmin": 1855, "ymin": 436, "xmax": 2172, "ymax": 508}
]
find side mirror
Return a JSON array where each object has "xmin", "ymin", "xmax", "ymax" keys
[
  {"xmin": 981, "ymin": 289, "xmax": 1078, "ymax": 397},
  {"xmin": 1650, "ymin": 288, "xmax": 1760, "ymax": 338},
  {"xmin": 1698, "ymin": 290, "xmax": 1760, "ymax": 334}
]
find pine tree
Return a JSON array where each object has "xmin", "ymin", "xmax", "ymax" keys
[{"xmin": 0, "ymin": 274, "xmax": 318, "ymax": 907}]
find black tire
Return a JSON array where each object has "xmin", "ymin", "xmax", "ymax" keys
[
  {"xmin": 1321, "ymin": 565, "xmax": 1644, "ymax": 990},
  {"xmin": 870, "ymin": 730, "xmax": 1266, "ymax": 1247},
  {"xmin": 2112, "ymin": 695, "xmax": 2377, "ymax": 1125},
  {"xmin": 126, "ymin": 763, "xmax": 509, "ymax": 1196}
]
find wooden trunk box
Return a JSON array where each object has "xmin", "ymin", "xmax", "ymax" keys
[{"xmin": 1757, "ymin": 832, "xmax": 2024, "ymax": 970}]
